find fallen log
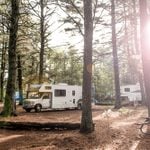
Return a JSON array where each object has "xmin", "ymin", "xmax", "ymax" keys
[{"xmin": 0, "ymin": 121, "xmax": 80, "ymax": 131}]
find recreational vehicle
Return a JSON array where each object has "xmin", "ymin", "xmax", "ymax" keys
[
  {"xmin": 23, "ymin": 83, "xmax": 82, "ymax": 112},
  {"xmin": 120, "ymin": 83, "xmax": 141, "ymax": 103}
]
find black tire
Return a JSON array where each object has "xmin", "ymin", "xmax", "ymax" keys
[
  {"xmin": 35, "ymin": 104, "xmax": 42, "ymax": 112},
  {"xmin": 77, "ymin": 103, "xmax": 82, "ymax": 110},
  {"xmin": 25, "ymin": 108, "xmax": 31, "ymax": 112}
]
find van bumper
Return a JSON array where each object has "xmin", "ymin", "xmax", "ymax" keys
[{"xmin": 23, "ymin": 105, "xmax": 35, "ymax": 109}]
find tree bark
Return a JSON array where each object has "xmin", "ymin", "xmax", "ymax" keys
[
  {"xmin": 80, "ymin": 0, "xmax": 94, "ymax": 133},
  {"xmin": 0, "ymin": 40, "xmax": 7, "ymax": 102},
  {"xmin": 2, "ymin": 0, "xmax": 19, "ymax": 116},
  {"xmin": 111, "ymin": 0, "xmax": 121, "ymax": 109},
  {"xmin": 139, "ymin": 0, "xmax": 150, "ymax": 116},
  {"xmin": 132, "ymin": 0, "xmax": 146, "ymax": 104},
  {"xmin": 0, "ymin": 121, "xmax": 80, "ymax": 130},
  {"xmin": 17, "ymin": 55, "xmax": 23, "ymax": 105},
  {"xmin": 39, "ymin": 0, "xmax": 45, "ymax": 83}
]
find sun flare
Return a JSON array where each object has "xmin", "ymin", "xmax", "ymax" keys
[{"xmin": 145, "ymin": 20, "xmax": 150, "ymax": 38}]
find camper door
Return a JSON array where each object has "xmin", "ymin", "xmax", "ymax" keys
[
  {"xmin": 41, "ymin": 93, "xmax": 51, "ymax": 108},
  {"xmin": 52, "ymin": 89, "xmax": 67, "ymax": 108}
]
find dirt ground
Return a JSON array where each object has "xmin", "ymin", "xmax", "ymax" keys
[{"xmin": 0, "ymin": 103, "xmax": 150, "ymax": 150}]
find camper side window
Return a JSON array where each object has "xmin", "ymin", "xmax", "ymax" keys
[
  {"xmin": 72, "ymin": 90, "xmax": 75, "ymax": 96},
  {"xmin": 124, "ymin": 88, "xmax": 130, "ymax": 92},
  {"xmin": 55, "ymin": 89, "xmax": 66, "ymax": 97},
  {"xmin": 45, "ymin": 86, "xmax": 51, "ymax": 90}
]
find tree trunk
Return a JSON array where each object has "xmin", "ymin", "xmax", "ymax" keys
[
  {"xmin": 80, "ymin": 0, "xmax": 94, "ymax": 133},
  {"xmin": 0, "ymin": 121, "xmax": 80, "ymax": 131},
  {"xmin": 138, "ymin": 73, "xmax": 146, "ymax": 104},
  {"xmin": 139, "ymin": 0, "xmax": 150, "ymax": 117},
  {"xmin": 111, "ymin": 0, "xmax": 121, "ymax": 109},
  {"xmin": 39, "ymin": 0, "xmax": 45, "ymax": 83},
  {"xmin": 132, "ymin": 0, "xmax": 146, "ymax": 104},
  {"xmin": 0, "ymin": 40, "xmax": 7, "ymax": 102},
  {"xmin": 17, "ymin": 55, "xmax": 23, "ymax": 105},
  {"xmin": 2, "ymin": 0, "xmax": 19, "ymax": 117}
]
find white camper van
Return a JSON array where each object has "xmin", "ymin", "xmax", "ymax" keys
[
  {"xmin": 23, "ymin": 83, "xmax": 82, "ymax": 112},
  {"xmin": 120, "ymin": 83, "xmax": 141, "ymax": 102}
]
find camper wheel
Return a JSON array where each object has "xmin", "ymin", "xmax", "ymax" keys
[
  {"xmin": 35, "ymin": 104, "xmax": 42, "ymax": 112},
  {"xmin": 77, "ymin": 103, "xmax": 82, "ymax": 110}
]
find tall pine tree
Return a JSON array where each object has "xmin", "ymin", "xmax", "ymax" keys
[
  {"xmin": 2, "ymin": 0, "xmax": 19, "ymax": 116},
  {"xmin": 80, "ymin": 0, "xmax": 94, "ymax": 133}
]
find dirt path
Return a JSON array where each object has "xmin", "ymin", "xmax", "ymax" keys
[
  {"xmin": 101, "ymin": 107, "xmax": 147, "ymax": 150},
  {"xmin": 0, "ymin": 105, "xmax": 149, "ymax": 150}
]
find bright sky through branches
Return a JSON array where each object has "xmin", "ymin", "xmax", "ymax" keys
[
  {"xmin": 145, "ymin": 20, "xmax": 150, "ymax": 39},
  {"xmin": 143, "ymin": 20, "xmax": 150, "ymax": 53}
]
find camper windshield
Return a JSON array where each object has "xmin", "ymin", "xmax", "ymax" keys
[{"xmin": 28, "ymin": 92, "xmax": 41, "ymax": 99}]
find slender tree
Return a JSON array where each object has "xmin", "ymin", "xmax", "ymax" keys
[
  {"xmin": 0, "ymin": 2, "xmax": 9, "ymax": 102},
  {"xmin": 17, "ymin": 55, "xmax": 23, "ymax": 105},
  {"xmin": 27, "ymin": 0, "xmax": 56, "ymax": 83},
  {"xmin": 0, "ymin": 39, "xmax": 7, "ymax": 102},
  {"xmin": 132, "ymin": 0, "xmax": 146, "ymax": 104},
  {"xmin": 139, "ymin": 0, "xmax": 150, "ymax": 116},
  {"xmin": 2, "ymin": 0, "xmax": 19, "ymax": 116},
  {"xmin": 80, "ymin": 0, "xmax": 94, "ymax": 133},
  {"xmin": 39, "ymin": 0, "xmax": 45, "ymax": 83},
  {"xmin": 111, "ymin": 0, "xmax": 121, "ymax": 109}
]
